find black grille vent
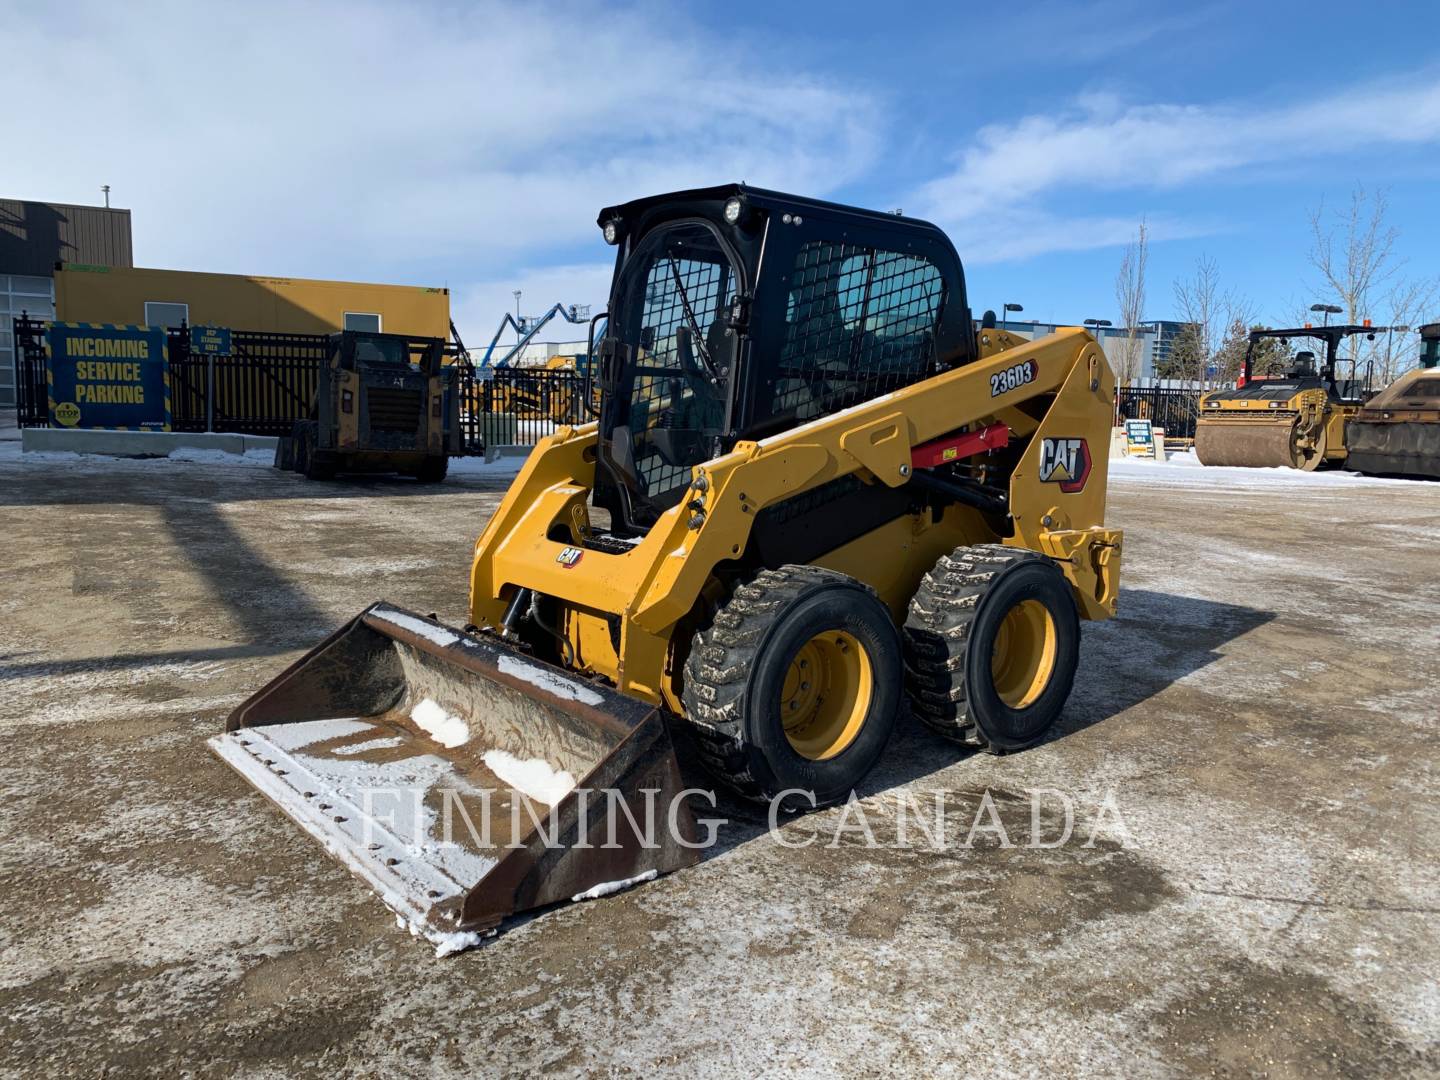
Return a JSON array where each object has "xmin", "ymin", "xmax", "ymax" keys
[{"xmin": 367, "ymin": 387, "xmax": 422, "ymax": 432}]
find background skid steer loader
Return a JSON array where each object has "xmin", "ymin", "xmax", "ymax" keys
[
  {"xmin": 212, "ymin": 185, "xmax": 1124, "ymax": 951},
  {"xmin": 274, "ymin": 330, "xmax": 459, "ymax": 482}
]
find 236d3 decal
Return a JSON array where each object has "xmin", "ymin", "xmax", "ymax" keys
[{"xmin": 990, "ymin": 359, "xmax": 1038, "ymax": 397}]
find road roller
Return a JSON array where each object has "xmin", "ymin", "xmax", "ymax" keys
[
  {"xmin": 1195, "ymin": 324, "xmax": 1379, "ymax": 470},
  {"xmin": 1347, "ymin": 323, "xmax": 1440, "ymax": 478}
]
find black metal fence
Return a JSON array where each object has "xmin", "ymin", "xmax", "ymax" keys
[
  {"xmin": 462, "ymin": 367, "xmax": 593, "ymax": 452},
  {"xmin": 1115, "ymin": 384, "xmax": 1207, "ymax": 439},
  {"xmin": 11, "ymin": 315, "xmax": 593, "ymax": 453},
  {"xmin": 13, "ymin": 316, "xmax": 47, "ymax": 427},
  {"xmin": 11, "ymin": 314, "xmax": 1205, "ymax": 445},
  {"xmin": 170, "ymin": 328, "xmax": 330, "ymax": 435}
]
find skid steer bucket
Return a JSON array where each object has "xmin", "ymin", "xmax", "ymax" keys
[{"xmin": 209, "ymin": 604, "xmax": 700, "ymax": 955}]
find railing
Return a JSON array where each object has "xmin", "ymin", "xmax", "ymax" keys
[
  {"xmin": 170, "ymin": 327, "xmax": 329, "ymax": 435},
  {"xmin": 1115, "ymin": 384, "xmax": 1211, "ymax": 440},
  {"xmin": 13, "ymin": 316, "xmax": 48, "ymax": 427},
  {"xmin": 459, "ymin": 366, "xmax": 591, "ymax": 453},
  {"xmin": 12, "ymin": 315, "xmax": 590, "ymax": 454}
]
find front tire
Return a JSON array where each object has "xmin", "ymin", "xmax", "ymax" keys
[
  {"xmin": 682, "ymin": 566, "xmax": 902, "ymax": 808},
  {"xmin": 903, "ymin": 545, "xmax": 1079, "ymax": 753}
]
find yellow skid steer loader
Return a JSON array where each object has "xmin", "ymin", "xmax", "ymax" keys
[{"xmin": 211, "ymin": 185, "xmax": 1124, "ymax": 951}]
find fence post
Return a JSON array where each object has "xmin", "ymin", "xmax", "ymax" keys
[{"xmin": 206, "ymin": 355, "xmax": 216, "ymax": 432}]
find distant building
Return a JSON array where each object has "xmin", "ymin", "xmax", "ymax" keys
[
  {"xmin": 1, "ymin": 197, "xmax": 133, "ymax": 407},
  {"xmin": 995, "ymin": 320, "xmax": 1158, "ymax": 380},
  {"xmin": 1140, "ymin": 320, "xmax": 1192, "ymax": 374}
]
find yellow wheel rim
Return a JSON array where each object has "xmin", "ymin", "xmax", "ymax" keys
[
  {"xmin": 990, "ymin": 599, "xmax": 1058, "ymax": 709},
  {"xmin": 781, "ymin": 630, "xmax": 873, "ymax": 761}
]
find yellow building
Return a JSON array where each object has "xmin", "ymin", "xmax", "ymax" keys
[{"xmin": 54, "ymin": 264, "xmax": 450, "ymax": 338}]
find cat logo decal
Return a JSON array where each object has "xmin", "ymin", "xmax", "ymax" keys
[{"xmin": 1038, "ymin": 438, "xmax": 1091, "ymax": 493}]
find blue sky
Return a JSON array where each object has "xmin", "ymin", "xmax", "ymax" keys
[{"xmin": 5, "ymin": 0, "xmax": 1439, "ymax": 337}]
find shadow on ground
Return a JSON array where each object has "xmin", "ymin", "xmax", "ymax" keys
[
  {"xmin": 675, "ymin": 587, "xmax": 1275, "ymax": 862},
  {"xmin": 0, "ymin": 465, "xmax": 515, "ymax": 509}
]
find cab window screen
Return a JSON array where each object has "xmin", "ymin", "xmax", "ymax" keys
[
  {"xmin": 773, "ymin": 242, "xmax": 944, "ymax": 420},
  {"xmin": 608, "ymin": 222, "xmax": 736, "ymax": 507}
]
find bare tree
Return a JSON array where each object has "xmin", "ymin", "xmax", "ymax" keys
[
  {"xmin": 1379, "ymin": 277, "xmax": 1440, "ymax": 383},
  {"xmin": 1112, "ymin": 219, "xmax": 1148, "ymax": 385},
  {"xmin": 1307, "ymin": 184, "xmax": 1440, "ymax": 382},
  {"xmin": 1172, "ymin": 255, "xmax": 1257, "ymax": 388},
  {"xmin": 1307, "ymin": 185, "xmax": 1398, "ymax": 325}
]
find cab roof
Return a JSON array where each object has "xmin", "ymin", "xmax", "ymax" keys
[
  {"xmin": 1249, "ymin": 325, "xmax": 1388, "ymax": 343},
  {"xmin": 597, "ymin": 183, "xmax": 956, "ymax": 249}
]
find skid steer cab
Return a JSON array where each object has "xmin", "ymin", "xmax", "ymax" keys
[
  {"xmin": 216, "ymin": 185, "xmax": 1123, "ymax": 951},
  {"xmin": 274, "ymin": 330, "xmax": 460, "ymax": 482}
]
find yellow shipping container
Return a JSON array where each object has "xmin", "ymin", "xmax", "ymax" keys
[{"xmin": 55, "ymin": 264, "xmax": 450, "ymax": 338}]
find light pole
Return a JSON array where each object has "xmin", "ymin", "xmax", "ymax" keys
[
  {"xmin": 1002, "ymin": 302, "xmax": 1023, "ymax": 329},
  {"xmin": 1310, "ymin": 303, "xmax": 1342, "ymax": 327},
  {"xmin": 1386, "ymin": 324, "xmax": 1410, "ymax": 383},
  {"xmin": 514, "ymin": 290, "xmax": 523, "ymax": 346},
  {"xmin": 1084, "ymin": 318, "xmax": 1112, "ymax": 329}
]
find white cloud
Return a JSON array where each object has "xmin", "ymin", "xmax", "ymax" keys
[
  {"xmin": 2, "ymin": 1, "xmax": 880, "ymax": 330},
  {"xmin": 912, "ymin": 74, "xmax": 1440, "ymax": 260}
]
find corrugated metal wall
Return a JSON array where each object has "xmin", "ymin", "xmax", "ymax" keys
[{"xmin": 0, "ymin": 199, "xmax": 133, "ymax": 276}]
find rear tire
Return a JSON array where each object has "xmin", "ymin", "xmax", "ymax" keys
[
  {"xmin": 295, "ymin": 422, "xmax": 336, "ymax": 480},
  {"xmin": 903, "ymin": 544, "xmax": 1079, "ymax": 753},
  {"xmin": 682, "ymin": 565, "xmax": 901, "ymax": 809},
  {"xmin": 415, "ymin": 455, "xmax": 449, "ymax": 483}
]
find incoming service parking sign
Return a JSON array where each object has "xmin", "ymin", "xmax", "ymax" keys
[{"xmin": 46, "ymin": 323, "xmax": 172, "ymax": 432}]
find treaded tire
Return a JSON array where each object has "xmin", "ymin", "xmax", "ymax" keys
[
  {"xmin": 903, "ymin": 544, "xmax": 1079, "ymax": 753},
  {"xmin": 297, "ymin": 423, "xmax": 336, "ymax": 481},
  {"xmin": 682, "ymin": 565, "xmax": 901, "ymax": 809}
]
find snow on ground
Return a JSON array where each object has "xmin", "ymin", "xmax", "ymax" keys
[
  {"xmin": 448, "ymin": 454, "xmax": 527, "ymax": 478},
  {"xmin": 0, "ymin": 437, "xmax": 530, "ymax": 482},
  {"xmin": 1111, "ymin": 449, "xmax": 1430, "ymax": 489},
  {"xmin": 0, "ymin": 441, "xmax": 273, "ymax": 468}
]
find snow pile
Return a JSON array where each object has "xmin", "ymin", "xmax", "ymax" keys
[
  {"xmin": 571, "ymin": 869, "xmax": 658, "ymax": 902},
  {"xmin": 394, "ymin": 911, "xmax": 495, "ymax": 959},
  {"xmin": 410, "ymin": 699, "xmax": 470, "ymax": 748},
  {"xmin": 481, "ymin": 748, "xmax": 577, "ymax": 805},
  {"xmin": 9, "ymin": 442, "xmax": 274, "ymax": 467}
]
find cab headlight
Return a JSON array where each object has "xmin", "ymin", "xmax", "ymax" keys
[
  {"xmin": 602, "ymin": 218, "xmax": 622, "ymax": 245},
  {"xmin": 723, "ymin": 196, "xmax": 745, "ymax": 225}
]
